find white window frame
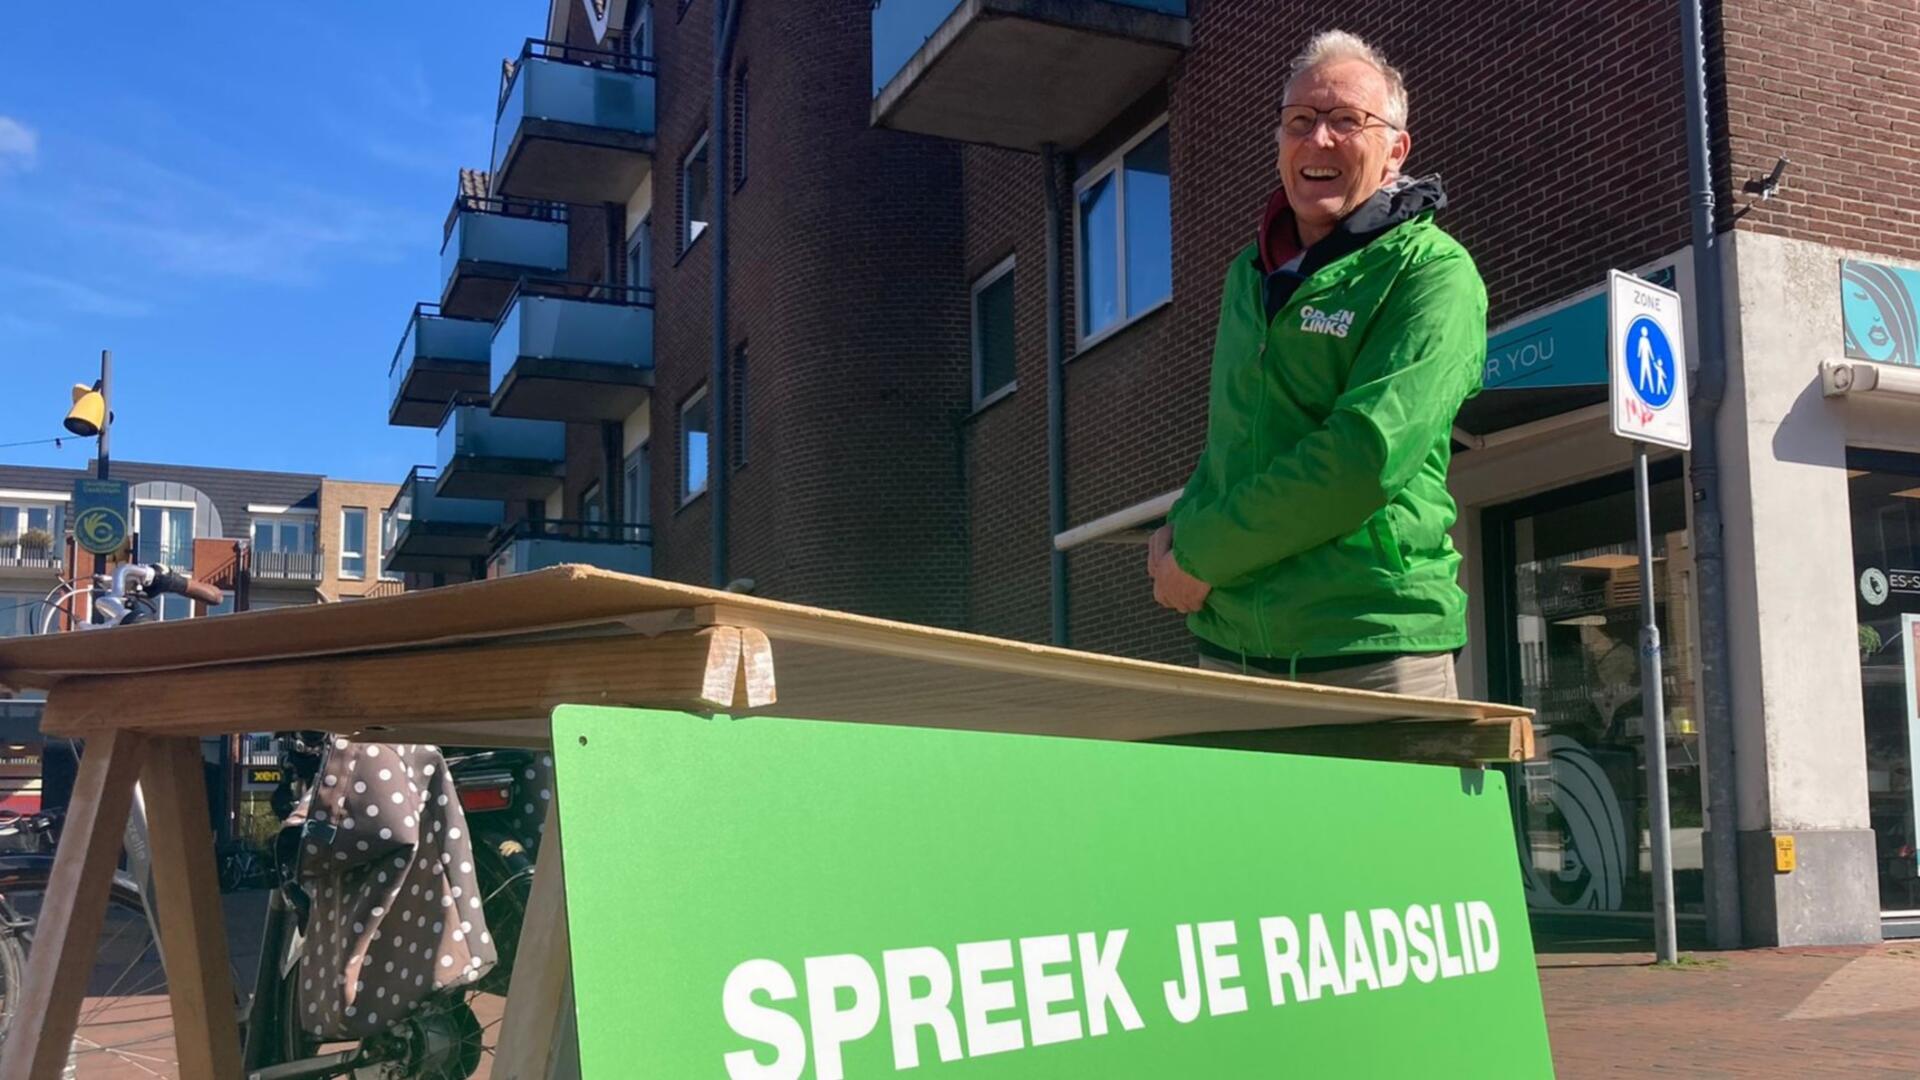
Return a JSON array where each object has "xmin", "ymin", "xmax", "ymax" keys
[
  {"xmin": 339, "ymin": 507, "xmax": 367, "ymax": 580},
  {"xmin": 1071, "ymin": 115, "xmax": 1173, "ymax": 355},
  {"xmin": 627, "ymin": 216, "xmax": 652, "ymax": 290},
  {"xmin": 680, "ymin": 387, "xmax": 710, "ymax": 507},
  {"xmin": 132, "ymin": 502, "xmax": 196, "ymax": 621},
  {"xmin": 682, "ymin": 131, "xmax": 711, "ymax": 252},
  {"xmin": 251, "ymin": 514, "xmax": 316, "ymax": 554},
  {"xmin": 970, "ymin": 254, "xmax": 1019, "ymax": 410}
]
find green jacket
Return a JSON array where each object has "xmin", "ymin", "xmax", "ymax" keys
[{"xmin": 1167, "ymin": 181, "xmax": 1487, "ymax": 663}]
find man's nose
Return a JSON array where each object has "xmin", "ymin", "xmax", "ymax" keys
[{"xmin": 1307, "ymin": 120, "xmax": 1340, "ymax": 149}]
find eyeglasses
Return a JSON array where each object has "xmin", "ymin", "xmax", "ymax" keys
[{"xmin": 1276, "ymin": 104, "xmax": 1397, "ymax": 140}]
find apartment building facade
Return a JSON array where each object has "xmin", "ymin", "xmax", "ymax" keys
[
  {"xmin": 0, "ymin": 460, "xmax": 399, "ymax": 838},
  {"xmin": 382, "ymin": 0, "xmax": 1920, "ymax": 948}
]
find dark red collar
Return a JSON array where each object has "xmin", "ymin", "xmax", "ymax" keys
[{"xmin": 1258, "ymin": 187, "xmax": 1303, "ymax": 274}]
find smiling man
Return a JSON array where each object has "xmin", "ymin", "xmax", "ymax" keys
[{"xmin": 1147, "ymin": 30, "xmax": 1487, "ymax": 697}]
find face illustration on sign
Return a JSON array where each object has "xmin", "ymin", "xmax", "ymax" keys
[{"xmin": 1864, "ymin": 568, "xmax": 1891, "ymax": 607}]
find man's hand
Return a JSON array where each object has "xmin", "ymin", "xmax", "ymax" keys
[
  {"xmin": 1147, "ymin": 525, "xmax": 1172, "ymax": 577},
  {"xmin": 1149, "ymin": 526, "xmax": 1211, "ymax": 614}
]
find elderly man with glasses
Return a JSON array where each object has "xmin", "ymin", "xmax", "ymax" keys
[{"xmin": 1147, "ymin": 30, "xmax": 1488, "ymax": 698}]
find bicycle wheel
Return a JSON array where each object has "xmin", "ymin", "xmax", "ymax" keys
[
  {"xmin": 0, "ymin": 864, "xmax": 172, "ymax": 1075},
  {"xmin": 0, "ymin": 896, "xmax": 29, "ymax": 1046}
]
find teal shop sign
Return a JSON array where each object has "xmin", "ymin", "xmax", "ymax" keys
[
  {"xmin": 553, "ymin": 707, "xmax": 1553, "ymax": 1079},
  {"xmin": 70, "ymin": 478, "xmax": 129, "ymax": 556},
  {"xmin": 1843, "ymin": 259, "xmax": 1920, "ymax": 366},
  {"xmin": 1485, "ymin": 264, "xmax": 1677, "ymax": 391}
]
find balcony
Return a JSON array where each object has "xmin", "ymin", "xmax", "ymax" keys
[
  {"xmin": 0, "ymin": 536, "xmax": 60, "ymax": 576},
  {"xmin": 440, "ymin": 196, "xmax": 570, "ymax": 322},
  {"xmin": 492, "ymin": 39, "xmax": 657, "ymax": 203},
  {"xmin": 487, "ymin": 519, "xmax": 652, "ymax": 579},
  {"xmin": 434, "ymin": 396, "xmax": 567, "ymax": 501},
  {"xmin": 389, "ymin": 303, "xmax": 495, "ymax": 428},
  {"xmin": 871, "ymin": 0, "xmax": 1190, "ymax": 152},
  {"xmin": 250, "ymin": 548, "xmax": 324, "ymax": 583},
  {"xmin": 383, "ymin": 466, "xmax": 506, "ymax": 577},
  {"xmin": 490, "ymin": 280, "xmax": 654, "ymax": 423}
]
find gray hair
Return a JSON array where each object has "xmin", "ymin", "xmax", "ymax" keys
[{"xmin": 1286, "ymin": 30, "xmax": 1409, "ymax": 130}]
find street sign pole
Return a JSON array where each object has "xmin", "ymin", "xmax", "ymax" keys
[
  {"xmin": 1635, "ymin": 441, "xmax": 1678, "ymax": 964},
  {"xmin": 1608, "ymin": 269, "xmax": 1690, "ymax": 965}
]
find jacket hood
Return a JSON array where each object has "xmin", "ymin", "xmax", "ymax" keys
[{"xmin": 1259, "ymin": 173, "xmax": 1450, "ymax": 275}]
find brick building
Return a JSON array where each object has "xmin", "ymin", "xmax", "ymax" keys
[
  {"xmin": 382, "ymin": 0, "xmax": 1920, "ymax": 948},
  {"xmin": 0, "ymin": 461, "xmax": 399, "ymax": 839}
]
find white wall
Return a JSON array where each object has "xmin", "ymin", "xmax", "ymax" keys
[{"xmin": 1719, "ymin": 230, "xmax": 1886, "ymax": 832}]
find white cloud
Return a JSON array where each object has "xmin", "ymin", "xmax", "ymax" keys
[
  {"xmin": 0, "ymin": 116, "xmax": 38, "ymax": 175},
  {"xmin": 0, "ymin": 268, "xmax": 153, "ymax": 319}
]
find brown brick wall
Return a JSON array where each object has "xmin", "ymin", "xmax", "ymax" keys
[
  {"xmin": 319, "ymin": 479, "xmax": 400, "ymax": 599},
  {"xmin": 1719, "ymin": 0, "xmax": 1920, "ymax": 257},
  {"xmin": 643, "ymin": 0, "xmax": 971, "ymax": 623}
]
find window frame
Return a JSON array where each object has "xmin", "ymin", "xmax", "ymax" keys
[
  {"xmin": 627, "ymin": 215, "xmax": 652, "ymax": 289},
  {"xmin": 339, "ymin": 506, "xmax": 368, "ymax": 581},
  {"xmin": 681, "ymin": 131, "xmax": 712, "ymax": 256},
  {"xmin": 970, "ymin": 253, "xmax": 1019, "ymax": 410},
  {"xmin": 1071, "ymin": 115, "xmax": 1173, "ymax": 355},
  {"xmin": 624, "ymin": 443, "xmax": 651, "ymax": 527},
  {"xmin": 679, "ymin": 387, "xmax": 711, "ymax": 508}
]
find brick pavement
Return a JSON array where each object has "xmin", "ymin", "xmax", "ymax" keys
[
  {"xmin": 1540, "ymin": 935, "xmax": 1920, "ymax": 1079},
  {"xmin": 51, "ymin": 913, "xmax": 1920, "ymax": 1077}
]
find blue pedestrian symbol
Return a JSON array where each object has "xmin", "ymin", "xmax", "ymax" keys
[{"xmin": 1624, "ymin": 316, "xmax": 1677, "ymax": 410}]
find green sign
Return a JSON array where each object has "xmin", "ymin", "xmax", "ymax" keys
[
  {"xmin": 552, "ymin": 707, "xmax": 1553, "ymax": 1078},
  {"xmin": 70, "ymin": 478, "xmax": 129, "ymax": 556}
]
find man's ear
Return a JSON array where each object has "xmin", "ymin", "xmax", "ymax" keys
[{"xmin": 1386, "ymin": 129, "xmax": 1412, "ymax": 179}]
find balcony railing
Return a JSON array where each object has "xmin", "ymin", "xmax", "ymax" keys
[
  {"xmin": 250, "ymin": 548, "xmax": 325, "ymax": 583},
  {"xmin": 0, "ymin": 539, "xmax": 60, "ymax": 571},
  {"xmin": 491, "ymin": 39, "xmax": 657, "ymax": 202},
  {"xmin": 439, "ymin": 196, "xmax": 571, "ymax": 321},
  {"xmin": 384, "ymin": 465, "xmax": 506, "ymax": 577},
  {"xmin": 487, "ymin": 518, "xmax": 653, "ymax": 579},
  {"xmin": 434, "ymin": 395, "xmax": 567, "ymax": 500},
  {"xmin": 490, "ymin": 279, "xmax": 656, "ymax": 422},
  {"xmin": 389, "ymin": 302, "xmax": 496, "ymax": 427}
]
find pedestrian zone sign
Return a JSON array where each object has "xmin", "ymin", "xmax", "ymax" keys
[
  {"xmin": 1609, "ymin": 269, "xmax": 1691, "ymax": 450},
  {"xmin": 552, "ymin": 706, "xmax": 1554, "ymax": 1078}
]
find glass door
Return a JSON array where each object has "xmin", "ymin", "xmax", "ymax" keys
[
  {"xmin": 136, "ymin": 505, "xmax": 195, "ymax": 620},
  {"xmin": 1484, "ymin": 461, "xmax": 1704, "ymax": 916}
]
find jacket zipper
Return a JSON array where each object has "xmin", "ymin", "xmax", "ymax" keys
[{"xmin": 1251, "ymin": 332, "xmax": 1277, "ymax": 659}]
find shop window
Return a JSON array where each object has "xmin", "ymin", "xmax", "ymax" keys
[
  {"xmin": 1846, "ymin": 452, "xmax": 1920, "ymax": 913},
  {"xmin": 1484, "ymin": 461, "xmax": 1701, "ymax": 916}
]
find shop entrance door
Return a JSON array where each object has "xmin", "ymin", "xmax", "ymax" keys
[{"xmin": 1483, "ymin": 461, "xmax": 1704, "ymax": 919}]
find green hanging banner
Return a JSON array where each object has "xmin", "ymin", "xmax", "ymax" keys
[{"xmin": 552, "ymin": 706, "xmax": 1553, "ymax": 1078}]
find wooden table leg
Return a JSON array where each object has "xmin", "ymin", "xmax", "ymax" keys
[
  {"xmin": 495, "ymin": 817, "xmax": 576, "ymax": 1080},
  {"xmin": 141, "ymin": 735, "xmax": 242, "ymax": 1078},
  {"xmin": 0, "ymin": 729, "xmax": 149, "ymax": 1080}
]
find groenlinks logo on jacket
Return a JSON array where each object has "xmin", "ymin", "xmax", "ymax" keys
[{"xmin": 1300, "ymin": 305, "xmax": 1357, "ymax": 337}]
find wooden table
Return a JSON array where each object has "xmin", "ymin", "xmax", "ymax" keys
[{"xmin": 0, "ymin": 566, "xmax": 1532, "ymax": 1079}]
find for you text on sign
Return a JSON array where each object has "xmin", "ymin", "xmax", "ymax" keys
[{"xmin": 1609, "ymin": 269, "xmax": 1691, "ymax": 451}]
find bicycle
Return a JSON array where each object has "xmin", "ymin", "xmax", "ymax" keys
[{"xmin": 0, "ymin": 563, "xmax": 542, "ymax": 1078}]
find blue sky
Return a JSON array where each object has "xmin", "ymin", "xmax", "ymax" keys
[{"xmin": 0, "ymin": 3, "xmax": 540, "ymax": 482}]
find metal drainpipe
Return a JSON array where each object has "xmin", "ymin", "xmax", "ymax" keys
[
  {"xmin": 1678, "ymin": 0, "xmax": 1743, "ymax": 949},
  {"xmin": 1043, "ymin": 144, "xmax": 1070, "ymax": 646},
  {"xmin": 710, "ymin": 0, "xmax": 742, "ymax": 588}
]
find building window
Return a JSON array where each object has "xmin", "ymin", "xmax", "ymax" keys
[
  {"xmin": 379, "ymin": 509, "xmax": 401, "ymax": 580},
  {"xmin": 1075, "ymin": 119, "xmax": 1172, "ymax": 345},
  {"xmin": 680, "ymin": 388, "xmax": 710, "ymax": 505},
  {"xmin": 1484, "ymin": 462, "xmax": 1699, "ymax": 916},
  {"xmin": 626, "ymin": 2, "xmax": 653, "ymax": 61},
  {"xmin": 625, "ymin": 444, "xmax": 651, "ymax": 527},
  {"xmin": 682, "ymin": 131, "xmax": 711, "ymax": 253},
  {"xmin": 731, "ymin": 343, "xmax": 748, "ymax": 469},
  {"xmin": 251, "ymin": 516, "xmax": 315, "ymax": 554},
  {"xmin": 971, "ymin": 255, "xmax": 1017, "ymax": 407},
  {"xmin": 135, "ymin": 503, "xmax": 195, "ymax": 621},
  {"xmin": 627, "ymin": 216, "xmax": 652, "ymax": 290},
  {"xmin": 580, "ymin": 482, "xmax": 605, "ymax": 525},
  {"xmin": 1, "ymin": 592, "xmax": 39, "ymax": 637},
  {"xmin": 0, "ymin": 502, "xmax": 61, "ymax": 567},
  {"xmin": 732, "ymin": 68, "xmax": 749, "ymax": 189},
  {"xmin": 340, "ymin": 507, "xmax": 367, "ymax": 580}
]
